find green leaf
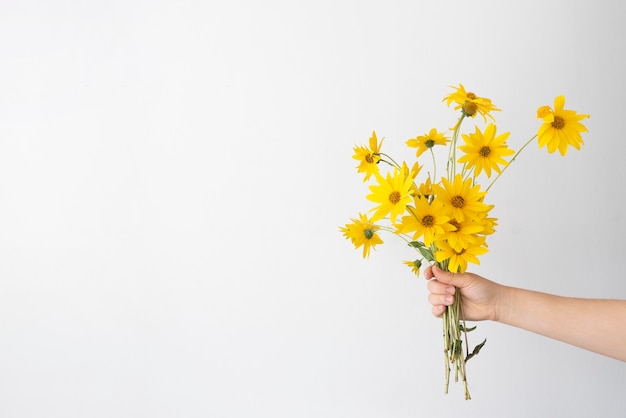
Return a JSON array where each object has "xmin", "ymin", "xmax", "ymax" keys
[
  {"xmin": 460, "ymin": 324, "xmax": 477, "ymax": 332},
  {"xmin": 408, "ymin": 241, "xmax": 425, "ymax": 248},
  {"xmin": 465, "ymin": 338, "xmax": 487, "ymax": 362},
  {"xmin": 417, "ymin": 246, "xmax": 435, "ymax": 262}
]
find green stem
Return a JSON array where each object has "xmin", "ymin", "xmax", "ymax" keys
[
  {"xmin": 447, "ymin": 114, "xmax": 465, "ymax": 180},
  {"xmin": 485, "ymin": 134, "xmax": 537, "ymax": 192},
  {"xmin": 377, "ymin": 152, "xmax": 402, "ymax": 170}
]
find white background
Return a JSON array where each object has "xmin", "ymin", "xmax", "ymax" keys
[{"xmin": 1, "ymin": 0, "xmax": 625, "ymax": 417}]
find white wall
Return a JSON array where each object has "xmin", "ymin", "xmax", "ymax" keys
[{"xmin": 1, "ymin": 0, "xmax": 625, "ymax": 417}]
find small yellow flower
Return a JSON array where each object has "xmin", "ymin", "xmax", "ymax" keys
[
  {"xmin": 403, "ymin": 259, "xmax": 422, "ymax": 276},
  {"xmin": 475, "ymin": 208, "xmax": 498, "ymax": 236},
  {"xmin": 340, "ymin": 213, "xmax": 384, "ymax": 258},
  {"xmin": 435, "ymin": 236, "xmax": 488, "ymax": 273},
  {"xmin": 444, "ymin": 84, "xmax": 501, "ymax": 123},
  {"xmin": 401, "ymin": 161, "xmax": 422, "ymax": 195},
  {"xmin": 353, "ymin": 131, "xmax": 384, "ymax": 182},
  {"xmin": 397, "ymin": 197, "xmax": 453, "ymax": 246},
  {"xmin": 536, "ymin": 95, "xmax": 589, "ymax": 156},
  {"xmin": 432, "ymin": 174, "xmax": 490, "ymax": 222},
  {"xmin": 406, "ymin": 128, "xmax": 449, "ymax": 157},
  {"xmin": 401, "ymin": 160, "xmax": 422, "ymax": 181},
  {"xmin": 367, "ymin": 167, "xmax": 414, "ymax": 224},
  {"xmin": 458, "ymin": 124, "xmax": 515, "ymax": 178},
  {"xmin": 441, "ymin": 218, "xmax": 484, "ymax": 253},
  {"xmin": 417, "ymin": 178, "xmax": 434, "ymax": 199}
]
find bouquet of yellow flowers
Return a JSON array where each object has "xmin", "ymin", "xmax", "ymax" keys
[{"xmin": 340, "ymin": 84, "xmax": 589, "ymax": 400}]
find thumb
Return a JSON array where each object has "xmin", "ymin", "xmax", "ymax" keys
[{"xmin": 431, "ymin": 265, "xmax": 462, "ymax": 286}]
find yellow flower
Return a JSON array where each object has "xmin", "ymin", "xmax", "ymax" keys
[
  {"xmin": 417, "ymin": 177, "xmax": 434, "ymax": 199},
  {"xmin": 536, "ymin": 95, "xmax": 589, "ymax": 156},
  {"xmin": 432, "ymin": 174, "xmax": 490, "ymax": 222},
  {"xmin": 435, "ymin": 236, "xmax": 488, "ymax": 273},
  {"xmin": 403, "ymin": 259, "xmax": 422, "ymax": 276},
  {"xmin": 443, "ymin": 84, "xmax": 501, "ymax": 123},
  {"xmin": 458, "ymin": 124, "xmax": 515, "ymax": 178},
  {"xmin": 442, "ymin": 218, "xmax": 484, "ymax": 252},
  {"xmin": 340, "ymin": 213, "xmax": 384, "ymax": 258},
  {"xmin": 401, "ymin": 161, "xmax": 422, "ymax": 195},
  {"xmin": 367, "ymin": 167, "xmax": 414, "ymax": 223},
  {"xmin": 406, "ymin": 128, "xmax": 449, "ymax": 157},
  {"xmin": 475, "ymin": 208, "xmax": 498, "ymax": 236},
  {"xmin": 353, "ymin": 131, "xmax": 384, "ymax": 182},
  {"xmin": 401, "ymin": 160, "xmax": 422, "ymax": 181},
  {"xmin": 397, "ymin": 197, "xmax": 453, "ymax": 246}
]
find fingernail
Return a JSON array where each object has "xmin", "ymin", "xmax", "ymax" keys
[
  {"xmin": 446, "ymin": 286, "xmax": 455, "ymax": 294},
  {"xmin": 445, "ymin": 296, "xmax": 453, "ymax": 304}
]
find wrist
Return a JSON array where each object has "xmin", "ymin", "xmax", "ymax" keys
[{"xmin": 493, "ymin": 284, "xmax": 513, "ymax": 323}]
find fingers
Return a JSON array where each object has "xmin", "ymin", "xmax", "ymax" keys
[
  {"xmin": 425, "ymin": 265, "xmax": 457, "ymax": 317},
  {"xmin": 428, "ymin": 284, "xmax": 455, "ymax": 307},
  {"xmin": 427, "ymin": 277, "xmax": 455, "ymax": 297},
  {"xmin": 431, "ymin": 304, "xmax": 447, "ymax": 318},
  {"xmin": 423, "ymin": 265, "xmax": 434, "ymax": 280}
]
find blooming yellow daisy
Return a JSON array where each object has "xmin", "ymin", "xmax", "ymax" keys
[
  {"xmin": 458, "ymin": 124, "xmax": 515, "ymax": 178},
  {"xmin": 432, "ymin": 174, "xmax": 490, "ymax": 222},
  {"xmin": 536, "ymin": 95, "xmax": 589, "ymax": 156},
  {"xmin": 435, "ymin": 236, "xmax": 488, "ymax": 273},
  {"xmin": 406, "ymin": 128, "xmax": 449, "ymax": 157},
  {"xmin": 353, "ymin": 131, "xmax": 384, "ymax": 182},
  {"xmin": 397, "ymin": 197, "xmax": 453, "ymax": 246},
  {"xmin": 367, "ymin": 167, "xmax": 414, "ymax": 223},
  {"xmin": 340, "ymin": 213, "xmax": 384, "ymax": 258},
  {"xmin": 443, "ymin": 84, "xmax": 501, "ymax": 123}
]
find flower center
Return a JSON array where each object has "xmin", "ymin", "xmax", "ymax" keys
[
  {"xmin": 425, "ymin": 139, "xmax": 435, "ymax": 148},
  {"xmin": 551, "ymin": 115, "xmax": 565, "ymax": 129},
  {"xmin": 479, "ymin": 146, "xmax": 491, "ymax": 157},
  {"xmin": 462, "ymin": 101, "xmax": 477, "ymax": 116},
  {"xmin": 364, "ymin": 228, "xmax": 374, "ymax": 239},
  {"xmin": 365, "ymin": 154, "xmax": 374, "ymax": 163},
  {"xmin": 451, "ymin": 195, "xmax": 465, "ymax": 208},
  {"xmin": 389, "ymin": 191, "xmax": 401, "ymax": 204},
  {"xmin": 467, "ymin": 92, "xmax": 477, "ymax": 100},
  {"xmin": 421, "ymin": 215, "xmax": 434, "ymax": 227},
  {"xmin": 449, "ymin": 219, "xmax": 460, "ymax": 231}
]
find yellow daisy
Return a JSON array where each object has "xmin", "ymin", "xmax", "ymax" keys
[
  {"xmin": 442, "ymin": 218, "xmax": 484, "ymax": 252},
  {"xmin": 536, "ymin": 95, "xmax": 589, "ymax": 156},
  {"xmin": 432, "ymin": 174, "xmax": 490, "ymax": 222},
  {"xmin": 340, "ymin": 213, "xmax": 384, "ymax": 258},
  {"xmin": 397, "ymin": 197, "xmax": 453, "ymax": 246},
  {"xmin": 435, "ymin": 236, "xmax": 488, "ymax": 273},
  {"xmin": 353, "ymin": 131, "xmax": 384, "ymax": 182},
  {"xmin": 367, "ymin": 167, "xmax": 414, "ymax": 223},
  {"xmin": 443, "ymin": 84, "xmax": 501, "ymax": 123},
  {"xmin": 458, "ymin": 124, "xmax": 515, "ymax": 178},
  {"xmin": 406, "ymin": 128, "xmax": 449, "ymax": 157},
  {"xmin": 475, "ymin": 207, "xmax": 498, "ymax": 236}
]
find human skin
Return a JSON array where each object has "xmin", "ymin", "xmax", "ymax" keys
[{"xmin": 424, "ymin": 265, "xmax": 626, "ymax": 362}]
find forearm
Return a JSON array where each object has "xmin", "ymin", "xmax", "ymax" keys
[{"xmin": 497, "ymin": 286, "xmax": 626, "ymax": 361}]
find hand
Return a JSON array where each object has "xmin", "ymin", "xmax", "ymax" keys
[{"xmin": 424, "ymin": 265, "xmax": 504, "ymax": 322}]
